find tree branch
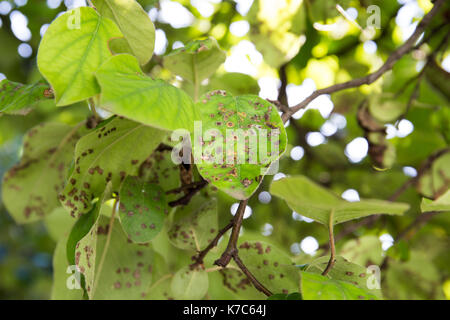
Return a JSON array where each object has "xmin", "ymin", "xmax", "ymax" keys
[
  {"xmin": 190, "ymin": 219, "xmax": 234, "ymax": 268},
  {"xmin": 232, "ymin": 254, "xmax": 273, "ymax": 297},
  {"xmin": 215, "ymin": 199, "xmax": 248, "ymax": 267},
  {"xmin": 168, "ymin": 180, "xmax": 208, "ymax": 207},
  {"xmin": 281, "ymin": 0, "xmax": 445, "ymax": 123}
]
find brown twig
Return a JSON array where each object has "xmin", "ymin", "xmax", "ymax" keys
[
  {"xmin": 215, "ymin": 200, "xmax": 248, "ymax": 267},
  {"xmin": 232, "ymin": 254, "xmax": 273, "ymax": 297},
  {"xmin": 205, "ymin": 200, "xmax": 273, "ymax": 296},
  {"xmin": 280, "ymin": 0, "xmax": 445, "ymax": 123},
  {"xmin": 190, "ymin": 219, "xmax": 234, "ymax": 268},
  {"xmin": 166, "ymin": 180, "xmax": 208, "ymax": 195},
  {"xmin": 168, "ymin": 181, "xmax": 208, "ymax": 207}
]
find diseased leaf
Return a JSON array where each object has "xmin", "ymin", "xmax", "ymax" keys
[
  {"xmin": 118, "ymin": 176, "xmax": 168, "ymax": 243},
  {"xmin": 76, "ymin": 213, "xmax": 155, "ymax": 299},
  {"xmin": 168, "ymin": 199, "xmax": 218, "ymax": 251},
  {"xmin": 60, "ymin": 117, "xmax": 165, "ymax": 217},
  {"xmin": 195, "ymin": 91, "xmax": 287, "ymax": 200},
  {"xmin": 300, "ymin": 271, "xmax": 378, "ymax": 300},
  {"xmin": 340, "ymin": 235, "xmax": 383, "ymax": 266},
  {"xmin": 0, "ymin": 79, "xmax": 53, "ymax": 115},
  {"xmin": 270, "ymin": 175, "xmax": 409, "ymax": 225},
  {"xmin": 163, "ymin": 38, "xmax": 226, "ymax": 84},
  {"xmin": 93, "ymin": 0, "xmax": 155, "ymax": 65},
  {"xmin": 238, "ymin": 240, "xmax": 300, "ymax": 294},
  {"xmin": 96, "ymin": 54, "xmax": 199, "ymax": 132},
  {"xmin": 145, "ymin": 274, "xmax": 174, "ymax": 300},
  {"xmin": 67, "ymin": 183, "xmax": 111, "ymax": 266},
  {"xmin": 217, "ymin": 268, "xmax": 265, "ymax": 299},
  {"xmin": 384, "ymin": 249, "xmax": 445, "ymax": 300},
  {"xmin": 138, "ymin": 148, "xmax": 181, "ymax": 203},
  {"xmin": 306, "ymin": 256, "xmax": 382, "ymax": 298},
  {"xmin": 51, "ymin": 236, "xmax": 84, "ymax": 300},
  {"xmin": 37, "ymin": 7, "xmax": 122, "ymax": 106},
  {"xmin": 421, "ymin": 190, "xmax": 450, "ymax": 213},
  {"xmin": 2, "ymin": 122, "xmax": 86, "ymax": 224},
  {"xmin": 170, "ymin": 266, "xmax": 209, "ymax": 300}
]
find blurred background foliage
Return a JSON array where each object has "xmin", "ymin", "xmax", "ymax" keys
[{"xmin": 0, "ymin": 0, "xmax": 449, "ymax": 299}]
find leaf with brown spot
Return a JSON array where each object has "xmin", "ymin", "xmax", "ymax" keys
[
  {"xmin": 194, "ymin": 91, "xmax": 287, "ymax": 200},
  {"xmin": 118, "ymin": 176, "xmax": 167, "ymax": 243},
  {"xmin": 0, "ymin": 79, "xmax": 53, "ymax": 115},
  {"xmin": 2, "ymin": 122, "xmax": 86, "ymax": 224},
  {"xmin": 168, "ymin": 199, "xmax": 218, "ymax": 251},
  {"xmin": 305, "ymin": 256, "xmax": 382, "ymax": 299},
  {"xmin": 237, "ymin": 240, "xmax": 300, "ymax": 294},
  {"xmin": 300, "ymin": 271, "xmax": 379, "ymax": 300},
  {"xmin": 61, "ymin": 117, "xmax": 165, "ymax": 217},
  {"xmin": 76, "ymin": 210, "xmax": 155, "ymax": 299}
]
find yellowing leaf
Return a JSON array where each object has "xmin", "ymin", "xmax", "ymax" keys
[{"xmin": 37, "ymin": 7, "xmax": 122, "ymax": 106}]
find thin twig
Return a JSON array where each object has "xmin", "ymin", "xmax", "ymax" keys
[
  {"xmin": 191, "ymin": 219, "xmax": 234, "ymax": 268},
  {"xmin": 322, "ymin": 210, "xmax": 336, "ymax": 276},
  {"xmin": 233, "ymin": 254, "xmax": 273, "ymax": 297},
  {"xmin": 281, "ymin": 0, "xmax": 445, "ymax": 123},
  {"xmin": 168, "ymin": 181, "xmax": 208, "ymax": 207},
  {"xmin": 166, "ymin": 180, "xmax": 208, "ymax": 195},
  {"xmin": 215, "ymin": 200, "xmax": 248, "ymax": 267}
]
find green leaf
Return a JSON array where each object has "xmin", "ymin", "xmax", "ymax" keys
[
  {"xmin": 66, "ymin": 184, "xmax": 111, "ymax": 266},
  {"xmin": 267, "ymin": 292, "xmax": 302, "ymax": 300},
  {"xmin": 195, "ymin": 91, "xmax": 287, "ymax": 200},
  {"xmin": 37, "ymin": 7, "xmax": 122, "ymax": 106},
  {"xmin": 96, "ymin": 54, "xmax": 199, "ymax": 132},
  {"xmin": 0, "ymin": 79, "xmax": 53, "ymax": 115},
  {"xmin": 93, "ymin": 0, "xmax": 155, "ymax": 65},
  {"xmin": 76, "ymin": 213, "xmax": 155, "ymax": 299},
  {"xmin": 238, "ymin": 240, "xmax": 300, "ymax": 294},
  {"xmin": 163, "ymin": 37, "xmax": 226, "ymax": 84},
  {"xmin": 300, "ymin": 271, "xmax": 378, "ymax": 300},
  {"xmin": 384, "ymin": 249, "xmax": 445, "ymax": 300},
  {"xmin": 145, "ymin": 274, "xmax": 174, "ymax": 300},
  {"xmin": 61, "ymin": 117, "xmax": 165, "ymax": 217},
  {"xmin": 51, "ymin": 236, "xmax": 84, "ymax": 300},
  {"xmin": 208, "ymin": 73, "xmax": 260, "ymax": 96},
  {"xmin": 340, "ymin": 235, "xmax": 383, "ymax": 266},
  {"xmin": 421, "ymin": 190, "xmax": 450, "ymax": 213},
  {"xmin": 217, "ymin": 268, "xmax": 265, "ymax": 299},
  {"xmin": 168, "ymin": 199, "xmax": 218, "ymax": 251},
  {"xmin": 170, "ymin": 266, "xmax": 209, "ymax": 300},
  {"xmin": 118, "ymin": 176, "xmax": 168, "ymax": 243},
  {"xmin": 44, "ymin": 207, "xmax": 76, "ymax": 242},
  {"xmin": 305, "ymin": 256, "xmax": 382, "ymax": 298},
  {"xmin": 138, "ymin": 148, "xmax": 181, "ymax": 203},
  {"xmin": 2, "ymin": 122, "xmax": 86, "ymax": 224},
  {"xmin": 270, "ymin": 175, "xmax": 409, "ymax": 225}
]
